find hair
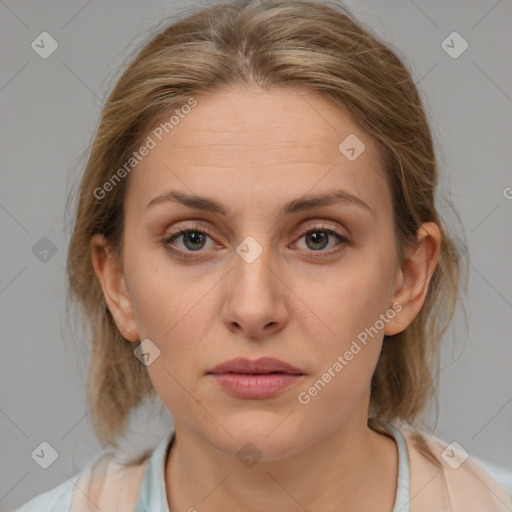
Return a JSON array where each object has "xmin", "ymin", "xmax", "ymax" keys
[{"xmin": 65, "ymin": 0, "xmax": 468, "ymax": 489}]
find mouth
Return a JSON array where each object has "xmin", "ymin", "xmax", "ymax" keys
[
  {"xmin": 207, "ymin": 356, "xmax": 304, "ymax": 376},
  {"xmin": 207, "ymin": 357, "xmax": 305, "ymax": 399},
  {"xmin": 208, "ymin": 372, "xmax": 305, "ymax": 399}
]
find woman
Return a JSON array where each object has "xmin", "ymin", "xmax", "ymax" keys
[{"xmin": 15, "ymin": 0, "xmax": 512, "ymax": 510}]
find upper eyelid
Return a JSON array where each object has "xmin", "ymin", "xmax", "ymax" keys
[{"xmin": 165, "ymin": 221, "xmax": 348, "ymax": 244}]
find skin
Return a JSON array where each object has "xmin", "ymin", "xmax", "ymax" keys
[{"xmin": 90, "ymin": 85, "xmax": 441, "ymax": 511}]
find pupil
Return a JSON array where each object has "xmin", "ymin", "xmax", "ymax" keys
[
  {"xmin": 307, "ymin": 231, "xmax": 328, "ymax": 250},
  {"xmin": 184, "ymin": 232, "xmax": 205, "ymax": 251}
]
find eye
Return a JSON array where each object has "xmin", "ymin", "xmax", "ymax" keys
[
  {"xmin": 293, "ymin": 223, "xmax": 351, "ymax": 258},
  {"xmin": 162, "ymin": 224, "xmax": 217, "ymax": 260},
  {"xmin": 162, "ymin": 222, "xmax": 351, "ymax": 261}
]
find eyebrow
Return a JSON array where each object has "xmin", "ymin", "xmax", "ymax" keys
[{"xmin": 145, "ymin": 189, "xmax": 374, "ymax": 218}]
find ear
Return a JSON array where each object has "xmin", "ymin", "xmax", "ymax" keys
[
  {"xmin": 89, "ymin": 233, "xmax": 140, "ymax": 342},
  {"xmin": 384, "ymin": 222, "xmax": 441, "ymax": 336}
]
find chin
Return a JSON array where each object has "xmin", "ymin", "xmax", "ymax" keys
[{"xmin": 208, "ymin": 416, "xmax": 305, "ymax": 462}]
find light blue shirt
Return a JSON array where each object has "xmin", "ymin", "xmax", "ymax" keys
[{"xmin": 13, "ymin": 423, "xmax": 512, "ymax": 512}]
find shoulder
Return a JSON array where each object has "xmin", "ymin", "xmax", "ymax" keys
[
  {"xmin": 400, "ymin": 426, "xmax": 512, "ymax": 512},
  {"xmin": 70, "ymin": 450, "xmax": 150, "ymax": 511},
  {"xmin": 13, "ymin": 451, "xmax": 150, "ymax": 512},
  {"xmin": 13, "ymin": 477, "xmax": 75, "ymax": 512}
]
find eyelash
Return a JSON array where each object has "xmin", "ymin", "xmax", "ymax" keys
[{"xmin": 161, "ymin": 222, "xmax": 351, "ymax": 261}]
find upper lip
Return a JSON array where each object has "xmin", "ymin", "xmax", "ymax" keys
[{"xmin": 208, "ymin": 357, "xmax": 304, "ymax": 375}]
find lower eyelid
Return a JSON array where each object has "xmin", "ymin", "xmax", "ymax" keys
[{"xmin": 163, "ymin": 226, "xmax": 349, "ymax": 256}]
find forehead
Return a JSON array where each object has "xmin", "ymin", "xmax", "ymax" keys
[{"xmin": 126, "ymin": 86, "xmax": 390, "ymax": 219}]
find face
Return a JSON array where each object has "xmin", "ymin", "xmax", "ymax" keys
[{"xmin": 96, "ymin": 86, "xmax": 416, "ymax": 460}]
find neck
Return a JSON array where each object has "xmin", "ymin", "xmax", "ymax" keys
[{"xmin": 165, "ymin": 414, "xmax": 398, "ymax": 511}]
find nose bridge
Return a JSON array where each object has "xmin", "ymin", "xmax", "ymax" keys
[
  {"xmin": 222, "ymin": 232, "xmax": 288, "ymax": 333},
  {"xmin": 232, "ymin": 233, "xmax": 277, "ymax": 296}
]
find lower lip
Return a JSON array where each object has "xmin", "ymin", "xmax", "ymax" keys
[{"xmin": 209, "ymin": 373, "xmax": 304, "ymax": 399}]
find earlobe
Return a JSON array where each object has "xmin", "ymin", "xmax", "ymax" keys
[
  {"xmin": 89, "ymin": 233, "xmax": 140, "ymax": 342},
  {"xmin": 384, "ymin": 222, "xmax": 441, "ymax": 336}
]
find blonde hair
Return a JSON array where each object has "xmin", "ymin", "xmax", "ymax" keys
[{"xmin": 65, "ymin": 0, "xmax": 468, "ymax": 481}]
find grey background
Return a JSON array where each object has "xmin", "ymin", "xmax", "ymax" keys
[{"xmin": 1, "ymin": 0, "xmax": 511, "ymax": 509}]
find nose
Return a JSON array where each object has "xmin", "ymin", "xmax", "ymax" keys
[{"xmin": 221, "ymin": 237, "xmax": 289, "ymax": 339}]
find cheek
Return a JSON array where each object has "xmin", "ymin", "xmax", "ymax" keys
[
  {"xmin": 293, "ymin": 254, "xmax": 393, "ymax": 346},
  {"xmin": 123, "ymin": 236, "xmax": 199, "ymax": 338},
  {"xmin": 290, "ymin": 251, "xmax": 394, "ymax": 404},
  {"xmin": 123, "ymin": 243, "xmax": 216, "ymax": 372},
  {"xmin": 125, "ymin": 221, "xmax": 395, "ymax": 400},
  {"xmin": 295, "ymin": 277, "xmax": 386, "ymax": 421}
]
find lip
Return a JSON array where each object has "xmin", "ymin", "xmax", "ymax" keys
[
  {"xmin": 208, "ymin": 357, "xmax": 304, "ymax": 375},
  {"xmin": 207, "ymin": 357, "xmax": 305, "ymax": 399}
]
